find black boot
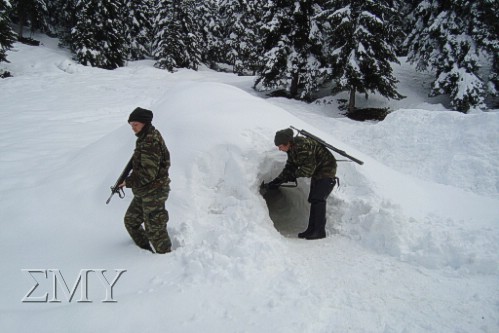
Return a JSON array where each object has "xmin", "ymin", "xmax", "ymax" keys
[
  {"xmin": 304, "ymin": 199, "xmax": 325, "ymax": 240},
  {"xmin": 298, "ymin": 209, "xmax": 316, "ymax": 238},
  {"xmin": 298, "ymin": 229, "xmax": 312, "ymax": 239},
  {"xmin": 306, "ymin": 213, "xmax": 326, "ymax": 240},
  {"xmin": 139, "ymin": 243, "xmax": 154, "ymax": 253},
  {"xmin": 305, "ymin": 230, "xmax": 326, "ymax": 240}
]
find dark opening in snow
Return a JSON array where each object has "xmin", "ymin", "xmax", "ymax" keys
[
  {"xmin": 261, "ymin": 181, "xmax": 310, "ymax": 238},
  {"xmin": 258, "ymin": 154, "xmax": 313, "ymax": 237}
]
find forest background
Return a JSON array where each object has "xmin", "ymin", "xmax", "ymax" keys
[{"xmin": 0, "ymin": 0, "xmax": 497, "ymax": 113}]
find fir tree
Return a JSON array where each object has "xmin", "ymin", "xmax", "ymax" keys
[
  {"xmin": 45, "ymin": 0, "xmax": 77, "ymax": 46},
  {"xmin": 172, "ymin": 0, "xmax": 202, "ymax": 70},
  {"xmin": 124, "ymin": 0, "xmax": 152, "ymax": 60},
  {"xmin": 218, "ymin": 0, "xmax": 263, "ymax": 75},
  {"xmin": 71, "ymin": 0, "xmax": 126, "ymax": 70},
  {"xmin": 152, "ymin": 0, "xmax": 202, "ymax": 71},
  {"xmin": 9, "ymin": 0, "xmax": 48, "ymax": 38},
  {"xmin": 0, "ymin": 0, "xmax": 16, "ymax": 64},
  {"xmin": 191, "ymin": 0, "xmax": 218, "ymax": 67},
  {"xmin": 319, "ymin": 0, "xmax": 404, "ymax": 112},
  {"xmin": 389, "ymin": 0, "xmax": 414, "ymax": 56},
  {"xmin": 151, "ymin": 0, "xmax": 179, "ymax": 71},
  {"xmin": 475, "ymin": 0, "xmax": 498, "ymax": 99},
  {"xmin": 404, "ymin": 0, "xmax": 496, "ymax": 112},
  {"xmin": 57, "ymin": 0, "xmax": 76, "ymax": 47},
  {"xmin": 254, "ymin": 0, "xmax": 326, "ymax": 101}
]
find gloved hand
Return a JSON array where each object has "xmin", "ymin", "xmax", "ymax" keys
[{"xmin": 267, "ymin": 177, "xmax": 283, "ymax": 190}]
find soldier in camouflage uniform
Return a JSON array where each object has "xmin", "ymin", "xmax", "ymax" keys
[
  {"xmin": 119, "ymin": 107, "xmax": 172, "ymax": 253},
  {"xmin": 269, "ymin": 128, "xmax": 337, "ymax": 240}
]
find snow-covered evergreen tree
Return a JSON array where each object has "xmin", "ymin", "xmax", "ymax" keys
[
  {"xmin": 124, "ymin": 0, "xmax": 152, "ymax": 60},
  {"xmin": 174, "ymin": 0, "xmax": 202, "ymax": 70},
  {"xmin": 190, "ymin": 0, "xmax": 218, "ymax": 67},
  {"xmin": 151, "ymin": 0, "xmax": 180, "ymax": 71},
  {"xmin": 9, "ymin": 0, "xmax": 47, "ymax": 38},
  {"xmin": 390, "ymin": 0, "xmax": 415, "ymax": 56},
  {"xmin": 474, "ymin": 0, "xmax": 498, "ymax": 99},
  {"xmin": 0, "ymin": 0, "xmax": 16, "ymax": 64},
  {"xmin": 45, "ymin": 0, "xmax": 76, "ymax": 46},
  {"xmin": 152, "ymin": 0, "xmax": 202, "ymax": 71},
  {"xmin": 319, "ymin": 0, "xmax": 403, "ymax": 111},
  {"xmin": 404, "ymin": 0, "xmax": 496, "ymax": 112},
  {"xmin": 218, "ymin": 0, "xmax": 263, "ymax": 74},
  {"xmin": 71, "ymin": 0, "xmax": 126, "ymax": 69},
  {"xmin": 254, "ymin": 0, "xmax": 326, "ymax": 100}
]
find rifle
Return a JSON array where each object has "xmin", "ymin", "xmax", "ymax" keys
[
  {"xmin": 290, "ymin": 126, "xmax": 364, "ymax": 165},
  {"xmin": 106, "ymin": 157, "xmax": 133, "ymax": 204}
]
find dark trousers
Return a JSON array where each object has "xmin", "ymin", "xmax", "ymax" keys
[
  {"xmin": 306, "ymin": 177, "xmax": 335, "ymax": 236},
  {"xmin": 124, "ymin": 188, "xmax": 171, "ymax": 253}
]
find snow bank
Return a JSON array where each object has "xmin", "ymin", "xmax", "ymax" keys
[
  {"xmin": 298, "ymin": 108, "xmax": 499, "ymax": 199},
  {"xmin": 358, "ymin": 109, "xmax": 499, "ymax": 198}
]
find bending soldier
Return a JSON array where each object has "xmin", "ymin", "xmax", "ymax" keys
[{"xmin": 269, "ymin": 128, "xmax": 337, "ymax": 240}]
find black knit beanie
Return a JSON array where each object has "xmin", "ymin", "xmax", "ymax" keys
[
  {"xmin": 274, "ymin": 128, "xmax": 294, "ymax": 146},
  {"xmin": 128, "ymin": 107, "xmax": 153, "ymax": 124}
]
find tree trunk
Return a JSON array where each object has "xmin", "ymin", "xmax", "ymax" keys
[
  {"xmin": 348, "ymin": 87, "xmax": 356, "ymax": 112},
  {"xmin": 348, "ymin": 87, "xmax": 357, "ymax": 113},
  {"xmin": 290, "ymin": 71, "xmax": 299, "ymax": 98},
  {"xmin": 18, "ymin": 15, "xmax": 25, "ymax": 39}
]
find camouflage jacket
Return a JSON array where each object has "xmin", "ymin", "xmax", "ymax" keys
[
  {"xmin": 278, "ymin": 136, "xmax": 336, "ymax": 181},
  {"xmin": 126, "ymin": 124, "xmax": 170, "ymax": 196}
]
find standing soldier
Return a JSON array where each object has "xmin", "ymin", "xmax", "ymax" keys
[
  {"xmin": 268, "ymin": 128, "xmax": 337, "ymax": 240},
  {"xmin": 119, "ymin": 107, "xmax": 172, "ymax": 253}
]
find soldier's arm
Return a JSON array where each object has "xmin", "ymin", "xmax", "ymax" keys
[
  {"xmin": 126, "ymin": 141, "xmax": 162, "ymax": 188},
  {"xmin": 277, "ymin": 157, "xmax": 298, "ymax": 182}
]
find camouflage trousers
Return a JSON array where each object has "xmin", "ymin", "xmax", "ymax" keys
[{"xmin": 124, "ymin": 187, "xmax": 171, "ymax": 253}]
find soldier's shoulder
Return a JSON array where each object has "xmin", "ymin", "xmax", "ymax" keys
[
  {"xmin": 294, "ymin": 136, "xmax": 307, "ymax": 145},
  {"xmin": 145, "ymin": 126, "xmax": 162, "ymax": 141},
  {"xmin": 295, "ymin": 136, "xmax": 316, "ymax": 149}
]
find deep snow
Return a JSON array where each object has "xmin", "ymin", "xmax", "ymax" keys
[{"xmin": 1, "ymin": 35, "xmax": 498, "ymax": 333}]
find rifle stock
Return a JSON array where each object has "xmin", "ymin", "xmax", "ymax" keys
[
  {"xmin": 106, "ymin": 157, "xmax": 133, "ymax": 204},
  {"xmin": 290, "ymin": 126, "xmax": 364, "ymax": 165}
]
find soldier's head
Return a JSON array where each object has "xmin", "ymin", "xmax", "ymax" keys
[
  {"xmin": 274, "ymin": 128, "xmax": 294, "ymax": 152},
  {"xmin": 128, "ymin": 107, "xmax": 153, "ymax": 134}
]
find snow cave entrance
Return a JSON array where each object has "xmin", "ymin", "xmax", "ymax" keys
[{"xmin": 259, "ymin": 155, "xmax": 310, "ymax": 238}]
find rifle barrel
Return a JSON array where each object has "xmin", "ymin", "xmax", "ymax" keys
[
  {"xmin": 290, "ymin": 126, "xmax": 364, "ymax": 165},
  {"xmin": 106, "ymin": 157, "xmax": 133, "ymax": 204}
]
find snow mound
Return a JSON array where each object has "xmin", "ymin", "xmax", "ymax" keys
[
  {"xmin": 318, "ymin": 108, "xmax": 499, "ymax": 199},
  {"xmin": 2, "ymin": 38, "xmax": 499, "ymax": 332},
  {"xmin": 370, "ymin": 109, "xmax": 499, "ymax": 198}
]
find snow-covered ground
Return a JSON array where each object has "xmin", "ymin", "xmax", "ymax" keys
[{"xmin": 1, "ymin": 35, "xmax": 498, "ymax": 333}]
